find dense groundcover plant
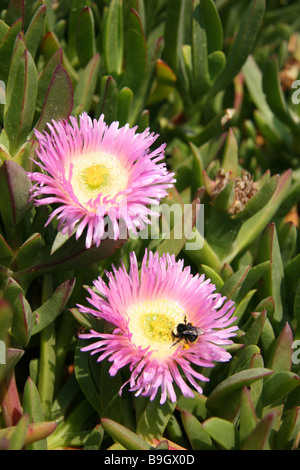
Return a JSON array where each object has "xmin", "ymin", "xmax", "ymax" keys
[{"xmin": 0, "ymin": 0, "xmax": 300, "ymax": 451}]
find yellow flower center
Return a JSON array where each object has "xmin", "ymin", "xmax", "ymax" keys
[
  {"xmin": 128, "ymin": 299, "xmax": 186, "ymax": 359},
  {"xmin": 71, "ymin": 152, "xmax": 130, "ymax": 206},
  {"xmin": 144, "ymin": 313, "xmax": 174, "ymax": 341},
  {"xmin": 85, "ymin": 164, "xmax": 108, "ymax": 189}
]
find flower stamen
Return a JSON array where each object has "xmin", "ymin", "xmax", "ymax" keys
[
  {"xmin": 128, "ymin": 299, "xmax": 185, "ymax": 358},
  {"xmin": 71, "ymin": 152, "xmax": 130, "ymax": 204},
  {"xmin": 84, "ymin": 164, "xmax": 108, "ymax": 189}
]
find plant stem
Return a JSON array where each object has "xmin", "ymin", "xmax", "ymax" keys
[{"xmin": 38, "ymin": 275, "xmax": 56, "ymax": 421}]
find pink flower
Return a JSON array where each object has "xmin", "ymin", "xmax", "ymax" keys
[
  {"xmin": 28, "ymin": 113, "xmax": 175, "ymax": 248},
  {"xmin": 78, "ymin": 250, "xmax": 238, "ymax": 404}
]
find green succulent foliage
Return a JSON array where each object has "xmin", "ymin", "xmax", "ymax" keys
[{"xmin": 0, "ymin": 0, "xmax": 300, "ymax": 451}]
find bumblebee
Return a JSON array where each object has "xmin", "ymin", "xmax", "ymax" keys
[{"xmin": 171, "ymin": 315, "xmax": 204, "ymax": 347}]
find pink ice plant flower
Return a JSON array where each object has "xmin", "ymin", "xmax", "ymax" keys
[
  {"xmin": 28, "ymin": 113, "xmax": 175, "ymax": 248},
  {"xmin": 78, "ymin": 250, "xmax": 238, "ymax": 404}
]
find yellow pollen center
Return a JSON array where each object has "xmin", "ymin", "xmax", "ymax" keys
[
  {"xmin": 70, "ymin": 152, "xmax": 130, "ymax": 206},
  {"xmin": 128, "ymin": 299, "xmax": 186, "ymax": 359},
  {"xmin": 145, "ymin": 313, "xmax": 174, "ymax": 341},
  {"xmin": 85, "ymin": 165, "xmax": 108, "ymax": 189}
]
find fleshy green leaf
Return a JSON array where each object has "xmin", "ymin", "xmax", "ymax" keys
[
  {"xmin": 16, "ymin": 233, "xmax": 42, "ymax": 270},
  {"xmin": 189, "ymin": 142, "xmax": 204, "ymax": 198},
  {"xmin": 266, "ymin": 323, "xmax": 294, "ymax": 372},
  {"xmin": 102, "ymin": 0, "xmax": 123, "ymax": 76},
  {"xmin": 0, "ymin": 160, "xmax": 32, "ymax": 227},
  {"xmin": 263, "ymin": 55, "xmax": 299, "ymax": 134},
  {"xmin": 6, "ymin": 414, "xmax": 29, "ymax": 450},
  {"xmin": 100, "ymin": 359, "xmax": 122, "ymax": 423},
  {"xmin": 83, "ymin": 425, "xmax": 104, "ymax": 451},
  {"xmin": 47, "ymin": 398, "xmax": 95, "ymax": 449},
  {"xmin": 67, "ymin": 0, "xmax": 87, "ymax": 55},
  {"xmin": 220, "ymin": 261, "xmax": 270, "ymax": 303},
  {"xmin": 117, "ymin": 87, "xmax": 133, "ymax": 126},
  {"xmin": 163, "ymin": 0, "xmax": 186, "ymax": 73},
  {"xmin": 206, "ymin": 368, "xmax": 273, "ymax": 418},
  {"xmin": 242, "ymin": 411, "xmax": 277, "ymax": 450},
  {"xmin": 11, "ymin": 293, "xmax": 33, "ymax": 347},
  {"xmin": 73, "ymin": 53, "xmax": 100, "ymax": 113},
  {"xmin": 252, "ymin": 307, "xmax": 276, "ymax": 356},
  {"xmin": 181, "ymin": 410, "xmax": 214, "ymax": 450},
  {"xmin": 36, "ymin": 48, "xmax": 63, "ymax": 112},
  {"xmin": 50, "ymin": 373, "xmax": 81, "ymax": 423},
  {"xmin": 208, "ymin": 0, "xmax": 265, "ymax": 97},
  {"xmin": 38, "ymin": 323, "xmax": 56, "ymax": 420},
  {"xmin": 241, "ymin": 311, "xmax": 267, "ymax": 347},
  {"xmin": 285, "ymin": 253, "xmax": 300, "ymax": 297},
  {"xmin": 24, "ymin": 5, "xmax": 46, "ymax": 59},
  {"xmin": 242, "ymin": 55, "xmax": 291, "ymax": 145},
  {"xmin": 256, "ymin": 223, "xmax": 286, "ymax": 331},
  {"xmin": 166, "ymin": 415, "xmax": 189, "ymax": 449},
  {"xmin": 129, "ymin": 36, "xmax": 164, "ymax": 125},
  {"xmin": 74, "ymin": 339, "xmax": 102, "ymax": 415},
  {"xmin": 239, "ymin": 386, "xmax": 258, "ymax": 444},
  {"xmin": 248, "ymin": 353, "xmax": 265, "ymax": 413},
  {"xmin": 4, "ymin": 0, "xmax": 24, "ymax": 27},
  {"xmin": 136, "ymin": 394, "xmax": 176, "ymax": 441},
  {"xmin": 0, "ymin": 420, "xmax": 57, "ymax": 448},
  {"xmin": 177, "ymin": 392, "xmax": 208, "ymax": 422},
  {"xmin": 233, "ymin": 289, "xmax": 257, "ymax": 324},
  {"xmin": 192, "ymin": 0, "xmax": 210, "ymax": 97},
  {"xmin": 23, "ymin": 377, "xmax": 46, "ymax": 450},
  {"xmin": 208, "ymin": 50, "xmax": 225, "ymax": 81},
  {"xmin": 121, "ymin": 8, "xmax": 146, "ymax": 92},
  {"xmin": 0, "ymin": 18, "xmax": 23, "ymax": 84},
  {"xmin": 147, "ymin": 59, "xmax": 177, "ymax": 106},
  {"xmin": 222, "ymin": 128, "xmax": 239, "ymax": 178},
  {"xmin": 202, "ymin": 417, "xmax": 236, "ymax": 450},
  {"xmin": 101, "ymin": 418, "xmax": 152, "ymax": 450},
  {"xmin": 35, "ymin": 64, "xmax": 73, "ymax": 132},
  {"xmin": 95, "ymin": 75, "xmax": 118, "ymax": 124},
  {"xmin": 262, "ymin": 371, "xmax": 300, "ymax": 406},
  {"xmin": 201, "ymin": 0, "xmax": 223, "ymax": 54},
  {"xmin": 228, "ymin": 345, "xmax": 261, "ymax": 376},
  {"xmin": 0, "ymin": 235, "xmax": 13, "ymax": 266},
  {"xmin": 40, "ymin": 31, "xmax": 76, "ymax": 83},
  {"xmin": 4, "ymin": 47, "xmax": 38, "ymax": 155},
  {"xmin": 75, "ymin": 6, "xmax": 96, "ymax": 68},
  {"xmin": 32, "ymin": 279, "xmax": 75, "ymax": 335},
  {"xmin": 0, "ymin": 20, "xmax": 9, "ymax": 42},
  {"xmin": 275, "ymin": 407, "xmax": 300, "ymax": 450},
  {"xmin": 278, "ymin": 222, "xmax": 297, "ymax": 267}
]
